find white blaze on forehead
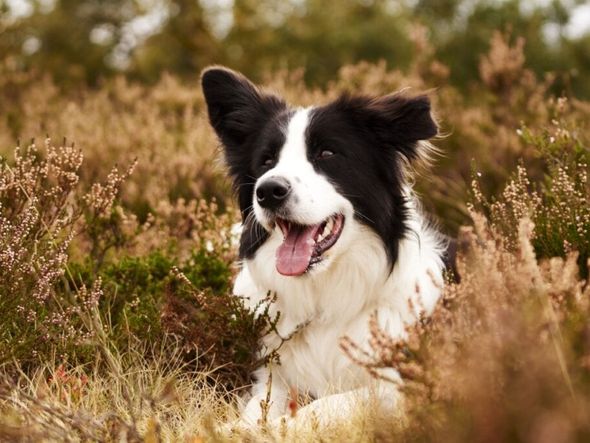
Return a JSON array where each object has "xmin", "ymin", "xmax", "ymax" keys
[
  {"xmin": 277, "ymin": 107, "xmax": 312, "ymax": 167},
  {"xmin": 254, "ymin": 105, "xmax": 350, "ymax": 228}
]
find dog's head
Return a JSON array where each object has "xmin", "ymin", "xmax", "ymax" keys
[{"xmin": 201, "ymin": 67, "xmax": 437, "ymax": 277}]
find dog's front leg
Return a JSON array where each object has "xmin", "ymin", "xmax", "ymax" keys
[
  {"xmin": 272, "ymin": 382, "xmax": 402, "ymax": 430},
  {"xmin": 241, "ymin": 367, "xmax": 289, "ymax": 426}
]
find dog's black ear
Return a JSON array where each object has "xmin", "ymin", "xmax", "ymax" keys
[
  {"xmin": 339, "ymin": 93, "xmax": 437, "ymax": 161},
  {"xmin": 201, "ymin": 67, "xmax": 286, "ymax": 150},
  {"xmin": 371, "ymin": 94, "xmax": 437, "ymax": 153},
  {"xmin": 201, "ymin": 67, "xmax": 286, "ymax": 226}
]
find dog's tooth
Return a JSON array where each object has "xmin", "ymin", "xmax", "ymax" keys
[
  {"xmin": 325, "ymin": 218, "xmax": 333, "ymax": 235},
  {"xmin": 315, "ymin": 224, "xmax": 324, "ymax": 242}
]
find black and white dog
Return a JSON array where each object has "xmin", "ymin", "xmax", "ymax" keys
[{"xmin": 201, "ymin": 67, "xmax": 446, "ymax": 424}]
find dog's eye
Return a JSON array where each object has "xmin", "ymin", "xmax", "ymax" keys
[
  {"xmin": 262, "ymin": 157, "xmax": 275, "ymax": 168},
  {"xmin": 318, "ymin": 150, "xmax": 335, "ymax": 159}
]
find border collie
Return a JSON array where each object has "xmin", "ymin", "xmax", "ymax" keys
[{"xmin": 201, "ymin": 67, "xmax": 446, "ymax": 425}]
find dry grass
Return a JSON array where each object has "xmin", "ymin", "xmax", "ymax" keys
[{"xmin": 0, "ymin": 346, "xmax": 235, "ymax": 441}]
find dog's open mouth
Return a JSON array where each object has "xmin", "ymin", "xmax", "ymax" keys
[{"xmin": 274, "ymin": 214, "xmax": 345, "ymax": 276}]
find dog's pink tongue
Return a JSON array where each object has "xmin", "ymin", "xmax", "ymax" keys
[{"xmin": 276, "ymin": 224, "xmax": 318, "ymax": 276}]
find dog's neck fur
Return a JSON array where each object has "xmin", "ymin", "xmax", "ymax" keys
[{"xmin": 234, "ymin": 191, "xmax": 445, "ymax": 400}]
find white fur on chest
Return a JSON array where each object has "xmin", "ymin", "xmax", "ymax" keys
[{"xmin": 234, "ymin": 204, "xmax": 445, "ymax": 400}]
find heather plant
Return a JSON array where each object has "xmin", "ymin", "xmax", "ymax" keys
[
  {"xmin": 0, "ymin": 70, "xmax": 228, "ymax": 218},
  {"xmin": 472, "ymin": 100, "xmax": 590, "ymax": 276},
  {"xmin": 344, "ymin": 212, "xmax": 590, "ymax": 442},
  {"xmin": 1, "ymin": 32, "xmax": 574, "ymax": 232},
  {"xmin": 162, "ymin": 271, "xmax": 281, "ymax": 389},
  {"xmin": 0, "ymin": 139, "xmax": 103, "ymax": 364},
  {"xmin": 74, "ymin": 246, "xmax": 235, "ymax": 356},
  {"xmin": 0, "ymin": 139, "xmax": 246, "ymax": 373}
]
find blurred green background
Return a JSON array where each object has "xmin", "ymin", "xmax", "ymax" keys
[{"xmin": 1, "ymin": 0, "xmax": 589, "ymax": 96}]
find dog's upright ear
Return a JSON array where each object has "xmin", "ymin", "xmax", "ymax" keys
[
  {"xmin": 370, "ymin": 94, "xmax": 437, "ymax": 157},
  {"xmin": 338, "ymin": 93, "xmax": 438, "ymax": 161},
  {"xmin": 201, "ymin": 67, "xmax": 286, "ymax": 228},
  {"xmin": 201, "ymin": 66, "xmax": 286, "ymax": 154}
]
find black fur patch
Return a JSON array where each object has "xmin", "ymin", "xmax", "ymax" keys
[{"xmin": 306, "ymin": 94, "xmax": 437, "ymax": 265}]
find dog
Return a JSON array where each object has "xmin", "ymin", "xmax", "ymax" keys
[{"xmin": 201, "ymin": 66, "xmax": 446, "ymax": 426}]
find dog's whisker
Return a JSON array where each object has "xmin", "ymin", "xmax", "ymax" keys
[{"xmin": 354, "ymin": 210, "xmax": 376, "ymax": 225}]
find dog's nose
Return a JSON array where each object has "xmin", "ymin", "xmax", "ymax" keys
[{"xmin": 256, "ymin": 177, "xmax": 291, "ymax": 210}]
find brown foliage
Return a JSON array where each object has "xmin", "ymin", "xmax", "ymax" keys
[
  {"xmin": 0, "ymin": 30, "xmax": 589, "ymax": 441},
  {"xmin": 347, "ymin": 212, "xmax": 590, "ymax": 442}
]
